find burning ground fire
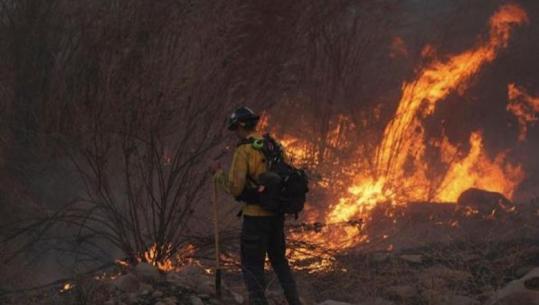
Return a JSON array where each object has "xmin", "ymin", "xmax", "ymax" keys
[
  {"xmin": 169, "ymin": 3, "xmax": 531, "ymax": 274},
  {"xmin": 366, "ymin": 3, "xmax": 527, "ymax": 206},
  {"xmin": 282, "ymin": 3, "xmax": 531, "ymax": 256},
  {"xmin": 61, "ymin": 4, "xmax": 533, "ymax": 282},
  {"xmin": 115, "ymin": 243, "xmax": 200, "ymax": 272}
]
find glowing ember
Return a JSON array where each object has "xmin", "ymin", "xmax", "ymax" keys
[
  {"xmin": 60, "ymin": 283, "xmax": 74, "ymax": 293},
  {"xmin": 136, "ymin": 243, "xmax": 197, "ymax": 272},
  {"xmin": 142, "ymin": 243, "xmax": 175, "ymax": 271},
  {"xmin": 115, "ymin": 259, "xmax": 130, "ymax": 267},
  {"xmin": 286, "ymin": 246, "xmax": 336, "ymax": 274}
]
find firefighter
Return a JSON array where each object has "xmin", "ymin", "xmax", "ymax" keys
[{"xmin": 211, "ymin": 106, "xmax": 302, "ymax": 305}]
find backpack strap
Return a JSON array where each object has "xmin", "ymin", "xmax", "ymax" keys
[
  {"xmin": 236, "ymin": 136, "xmax": 265, "ymax": 153},
  {"xmin": 261, "ymin": 134, "xmax": 284, "ymax": 170},
  {"xmin": 236, "ymin": 137, "xmax": 255, "ymax": 147}
]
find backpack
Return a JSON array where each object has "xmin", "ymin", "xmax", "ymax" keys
[{"xmin": 237, "ymin": 134, "xmax": 309, "ymax": 215}]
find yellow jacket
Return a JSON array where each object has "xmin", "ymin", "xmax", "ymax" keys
[{"xmin": 215, "ymin": 133, "xmax": 274, "ymax": 216}]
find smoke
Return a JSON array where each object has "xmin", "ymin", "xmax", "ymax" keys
[{"xmin": 1, "ymin": 0, "xmax": 539, "ymax": 290}]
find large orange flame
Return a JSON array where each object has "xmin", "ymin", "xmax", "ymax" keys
[
  {"xmin": 312, "ymin": 4, "xmax": 529, "ymax": 250},
  {"xmin": 375, "ymin": 3, "xmax": 528, "ymax": 188},
  {"xmin": 435, "ymin": 132, "xmax": 524, "ymax": 201}
]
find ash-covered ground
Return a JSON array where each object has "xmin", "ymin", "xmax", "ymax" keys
[{"xmin": 3, "ymin": 196, "xmax": 539, "ymax": 305}]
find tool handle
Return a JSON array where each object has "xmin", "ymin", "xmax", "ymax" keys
[
  {"xmin": 215, "ymin": 268, "xmax": 222, "ymax": 298},
  {"xmin": 212, "ymin": 179, "xmax": 222, "ymax": 298}
]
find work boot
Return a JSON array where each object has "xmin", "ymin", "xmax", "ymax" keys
[{"xmin": 283, "ymin": 287, "xmax": 302, "ymax": 305}]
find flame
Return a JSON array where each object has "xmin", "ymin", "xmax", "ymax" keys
[
  {"xmin": 507, "ymin": 83, "xmax": 539, "ymax": 141},
  {"xmin": 115, "ymin": 259, "xmax": 130, "ymax": 267},
  {"xmin": 270, "ymin": 114, "xmax": 355, "ymax": 166},
  {"xmin": 241, "ymin": 4, "xmax": 530, "ymax": 273},
  {"xmin": 279, "ymin": 137, "xmax": 312, "ymax": 165},
  {"xmin": 327, "ymin": 176, "xmax": 389, "ymax": 223},
  {"xmin": 142, "ymin": 243, "xmax": 175, "ymax": 271},
  {"xmin": 339, "ymin": 3, "xmax": 526, "ymax": 214},
  {"xmin": 290, "ymin": 4, "xmax": 528, "ymax": 255},
  {"xmin": 435, "ymin": 132, "xmax": 524, "ymax": 201},
  {"xmin": 60, "ymin": 283, "xmax": 74, "ymax": 293},
  {"xmin": 76, "ymin": 4, "xmax": 528, "ymax": 276},
  {"xmin": 286, "ymin": 246, "xmax": 336, "ymax": 274},
  {"xmin": 375, "ymin": 3, "xmax": 528, "ymax": 185},
  {"xmin": 137, "ymin": 243, "xmax": 197, "ymax": 272}
]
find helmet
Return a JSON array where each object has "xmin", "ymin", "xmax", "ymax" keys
[{"xmin": 227, "ymin": 106, "xmax": 260, "ymax": 131}]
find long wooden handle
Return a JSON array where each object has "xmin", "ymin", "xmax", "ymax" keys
[{"xmin": 212, "ymin": 178, "xmax": 222, "ymax": 298}]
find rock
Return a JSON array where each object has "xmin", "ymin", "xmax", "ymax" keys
[
  {"xmin": 461, "ymin": 254, "xmax": 481, "ymax": 262},
  {"xmin": 317, "ymin": 301, "xmax": 354, "ymax": 305},
  {"xmin": 197, "ymin": 280, "xmax": 215, "ymax": 295},
  {"xmin": 418, "ymin": 266, "xmax": 473, "ymax": 302},
  {"xmin": 104, "ymin": 300, "xmax": 115, "ymax": 305},
  {"xmin": 421, "ymin": 265, "xmax": 472, "ymax": 283},
  {"xmin": 386, "ymin": 285, "xmax": 417, "ymax": 299},
  {"xmin": 190, "ymin": 295, "xmax": 205, "ymax": 305},
  {"xmin": 440, "ymin": 295, "xmax": 479, "ymax": 305},
  {"xmin": 371, "ymin": 252, "xmax": 391, "ymax": 263},
  {"xmin": 526, "ymin": 276, "xmax": 539, "ymax": 290},
  {"xmin": 457, "ymin": 188, "xmax": 513, "ymax": 215},
  {"xmin": 487, "ymin": 267, "xmax": 539, "ymax": 305},
  {"xmin": 138, "ymin": 283, "xmax": 153, "ymax": 295},
  {"xmin": 207, "ymin": 299, "xmax": 221, "ymax": 305},
  {"xmin": 167, "ymin": 266, "xmax": 203, "ymax": 287},
  {"xmin": 493, "ymin": 293, "xmax": 539, "ymax": 305},
  {"xmin": 516, "ymin": 265, "xmax": 535, "ymax": 278},
  {"xmin": 168, "ymin": 266, "xmax": 214, "ymax": 294},
  {"xmin": 266, "ymin": 290, "xmax": 282, "ymax": 299},
  {"xmin": 479, "ymin": 285, "xmax": 496, "ymax": 302},
  {"xmin": 152, "ymin": 290, "xmax": 164, "ymax": 298},
  {"xmin": 177, "ymin": 265, "xmax": 206, "ymax": 277},
  {"xmin": 198, "ymin": 294, "xmax": 210, "ymax": 299},
  {"xmin": 113, "ymin": 273, "xmax": 140, "ymax": 293},
  {"xmin": 421, "ymin": 291, "xmax": 478, "ymax": 305},
  {"xmin": 166, "ymin": 272, "xmax": 183, "ymax": 284},
  {"xmin": 134, "ymin": 262, "xmax": 161, "ymax": 282},
  {"xmin": 125, "ymin": 292, "xmax": 138, "ymax": 305},
  {"xmin": 421, "ymin": 289, "xmax": 444, "ymax": 304},
  {"xmin": 357, "ymin": 298, "xmax": 395, "ymax": 305},
  {"xmin": 155, "ymin": 302, "xmax": 167, "ymax": 305},
  {"xmin": 162, "ymin": 296, "xmax": 178, "ymax": 305},
  {"xmin": 419, "ymin": 276, "xmax": 447, "ymax": 290},
  {"xmin": 230, "ymin": 291, "xmax": 244, "ymax": 304},
  {"xmin": 399, "ymin": 254, "xmax": 423, "ymax": 264},
  {"xmin": 318, "ymin": 299, "xmax": 394, "ymax": 305}
]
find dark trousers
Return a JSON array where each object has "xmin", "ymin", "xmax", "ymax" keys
[{"xmin": 241, "ymin": 215, "xmax": 302, "ymax": 305}]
